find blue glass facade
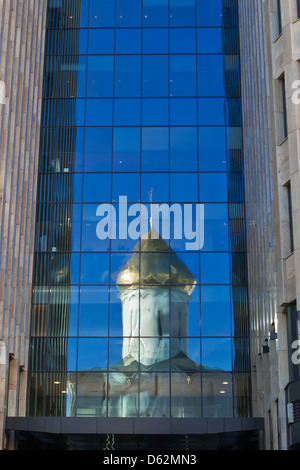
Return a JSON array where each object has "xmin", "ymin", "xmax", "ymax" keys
[{"xmin": 28, "ymin": 0, "xmax": 251, "ymax": 419}]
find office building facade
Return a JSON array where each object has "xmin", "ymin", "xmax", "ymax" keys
[{"xmin": 2, "ymin": 0, "xmax": 299, "ymax": 451}]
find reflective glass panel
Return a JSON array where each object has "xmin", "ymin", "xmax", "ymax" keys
[
  {"xmin": 142, "ymin": 98, "xmax": 169, "ymax": 125},
  {"xmin": 88, "ymin": 29, "xmax": 115, "ymax": 54},
  {"xmin": 141, "ymin": 173, "xmax": 169, "ymax": 203},
  {"xmin": 116, "ymin": 0, "xmax": 142, "ymax": 27},
  {"xmin": 170, "ymin": 127, "xmax": 198, "ymax": 171},
  {"xmin": 143, "ymin": 55, "xmax": 169, "ymax": 97},
  {"xmin": 114, "ymin": 99, "xmax": 141, "ymax": 126},
  {"xmin": 82, "ymin": 204, "xmax": 111, "ymax": 252},
  {"xmin": 86, "ymin": 99, "xmax": 113, "ymax": 126},
  {"xmin": 83, "ymin": 173, "xmax": 111, "ymax": 203},
  {"xmin": 80, "ymin": 253, "xmax": 110, "ymax": 284},
  {"xmin": 84, "ymin": 127, "xmax": 112, "ymax": 172},
  {"xmin": 112, "ymin": 173, "xmax": 140, "ymax": 203},
  {"xmin": 143, "ymin": 0, "xmax": 169, "ymax": 27},
  {"xmin": 76, "ymin": 372, "xmax": 107, "ymax": 417},
  {"xmin": 87, "ymin": 57, "xmax": 114, "ymax": 98},
  {"xmin": 201, "ymin": 286, "xmax": 232, "ymax": 336},
  {"xmin": 199, "ymin": 173, "xmax": 228, "ymax": 202},
  {"xmin": 170, "ymin": 56, "xmax": 197, "ymax": 97},
  {"xmin": 116, "ymin": 29, "xmax": 142, "ymax": 54},
  {"xmin": 170, "ymin": 0, "xmax": 196, "ymax": 26},
  {"xmin": 202, "ymin": 338, "xmax": 232, "ymax": 371},
  {"xmin": 142, "ymin": 127, "xmax": 169, "ymax": 172},
  {"xmin": 170, "ymin": 98, "xmax": 197, "ymax": 125},
  {"xmin": 79, "ymin": 286, "xmax": 109, "ymax": 336},
  {"xmin": 113, "ymin": 128, "xmax": 141, "ymax": 171},
  {"xmin": 143, "ymin": 29, "xmax": 169, "ymax": 54},
  {"xmin": 202, "ymin": 204, "xmax": 229, "ymax": 252},
  {"xmin": 200, "ymin": 253, "xmax": 230, "ymax": 284},
  {"xmin": 170, "ymin": 28, "xmax": 196, "ymax": 53},
  {"xmin": 170, "ymin": 173, "xmax": 198, "ymax": 202},
  {"xmin": 171, "ymin": 373, "xmax": 201, "ymax": 418},
  {"xmin": 48, "ymin": 286, "xmax": 80, "ymax": 337},
  {"xmin": 202, "ymin": 372, "xmax": 233, "ymax": 417},
  {"xmin": 78, "ymin": 338, "xmax": 108, "ymax": 371},
  {"xmin": 115, "ymin": 56, "xmax": 141, "ymax": 97},
  {"xmin": 89, "ymin": 0, "xmax": 116, "ymax": 27}
]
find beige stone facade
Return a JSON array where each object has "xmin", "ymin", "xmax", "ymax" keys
[
  {"xmin": 0, "ymin": 0, "xmax": 47, "ymax": 449},
  {"xmin": 239, "ymin": 0, "xmax": 300, "ymax": 450}
]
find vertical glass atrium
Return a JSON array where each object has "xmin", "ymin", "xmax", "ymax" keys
[{"xmin": 28, "ymin": 0, "xmax": 250, "ymax": 420}]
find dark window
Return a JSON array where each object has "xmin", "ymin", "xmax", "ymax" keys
[
  {"xmin": 277, "ymin": 0, "xmax": 283, "ymax": 36},
  {"xmin": 287, "ymin": 182, "xmax": 295, "ymax": 254}
]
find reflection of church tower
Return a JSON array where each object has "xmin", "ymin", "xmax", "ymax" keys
[{"xmin": 116, "ymin": 225, "xmax": 197, "ymax": 367}]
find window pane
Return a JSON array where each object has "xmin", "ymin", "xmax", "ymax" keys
[
  {"xmin": 45, "ymin": 372, "xmax": 76, "ymax": 417},
  {"xmin": 143, "ymin": 28, "xmax": 169, "ymax": 53},
  {"xmin": 48, "ymin": 0, "xmax": 89, "ymax": 28},
  {"xmin": 170, "ymin": 98, "xmax": 197, "ymax": 125},
  {"xmin": 199, "ymin": 173, "xmax": 228, "ymax": 203},
  {"xmin": 78, "ymin": 339, "xmax": 108, "ymax": 371},
  {"xmin": 141, "ymin": 173, "xmax": 169, "ymax": 203},
  {"xmin": 84, "ymin": 127, "xmax": 112, "ymax": 172},
  {"xmin": 87, "ymin": 57, "xmax": 114, "ymax": 98},
  {"xmin": 116, "ymin": 29, "xmax": 142, "ymax": 54},
  {"xmin": 143, "ymin": 0, "xmax": 169, "ymax": 27},
  {"xmin": 197, "ymin": 55, "xmax": 225, "ymax": 96},
  {"xmin": 114, "ymin": 99, "xmax": 141, "ymax": 126},
  {"xmin": 89, "ymin": 0, "xmax": 115, "ymax": 27},
  {"xmin": 196, "ymin": 0, "xmax": 226, "ymax": 26},
  {"xmin": 112, "ymin": 173, "xmax": 140, "ymax": 203},
  {"xmin": 202, "ymin": 203, "xmax": 229, "ymax": 252},
  {"xmin": 170, "ymin": 28, "xmax": 196, "ymax": 53},
  {"xmin": 198, "ymin": 127, "xmax": 228, "ymax": 171},
  {"xmin": 113, "ymin": 128, "xmax": 141, "ymax": 171},
  {"xmin": 79, "ymin": 286, "xmax": 109, "ymax": 336},
  {"xmin": 39, "ymin": 127, "xmax": 85, "ymax": 173},
  {"xmin": 171, "ymin": 373, "xmax": 201, "ymax": 418},
  {"xmin": 170, "ymin": 173, "xmax": 198, "ymax": 202},
  {"xmin": 201, "ymin": 286, "xmax": 232, "ymax": 336},
  {"xmin": 170, "ymin": 127, "xmax": 198, "ymax": 171},
  {"xmin": 109, "ymin": 286, "xmax": 123, "ymax": 336},
  {"xmin": 108, "ymin": 372, "xmax": 138, "ymax": 417},
  {"xmin": 200, "ymin": 253, "xmax": 230, "ymax": 284},
  {"xmin": 198, "ymin": 98, "xmax": 241, "ymax": 126},
  {"xmin": 116, "ymin": 0, "xmax": 142, "ymax": 27},
  {"xmin": 139, "ymin": 373, "xmax": 170, "ymax": 417},
  {"xmin": 115, "ymin": 56, "xmax": 141, "ymax": 97},
  {"xmin": 197, "ymin": 28, "xmax": 239, "ymax": 54},
  {"xmin": 142, "ymin": 98, "xmax": 169, "ymax": 125},
  {"xmin": 142, "ymin": 127, "xmax": 169, "ymax": 172},
  {"xmin": 86, "ymin": 99, "xmax": 113, "ymax": 126},
  {"xmin": 202, "ymin": 339, "xmax": 232, "ymax": 371},
  {"xmin": 76, "ymin": 372, "xmax": 107, "ymax": 417},
  {"xmin": 88, "ymin": 29, "xmax": 115, "ymax": 54},
  {"xmin": 170, "ymin": 56, "xmax": 196, "ymax": 97},
  {"xmin": 82, "ymin": 204, "xmax": 111, "ymax": 252},
  {"xmin": 142, "ymin": 55, "xmax": 169, "ymax": 97},
  {"xmin": 202, "ymin": 372, "xmax": 233, "ymax": 417},
  {"xmin": 51, "ymin": 253, "xmax": 81, "ymax": 285},
  {"xmin": 187, "ymin": 285, "xmax": 200, "ymax": 336},
  {"xmin": 83, "ymin": 173, "xmax": 111, "ymax": 203},
  {"xmin": 80, "ymin": 253, "xmax": 110, "ymax": 284},
  {"xmin": 48, "ymin": 338, "xmax": 78, "ymax": 371},
  {"xmin": 170, "ymin": 0, "xmax": 195, "ymax": 26}
]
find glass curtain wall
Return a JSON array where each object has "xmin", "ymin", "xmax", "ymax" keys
[{"xmin": 28, "ymin": 0, "xmax": 251, "ymax": 419}]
